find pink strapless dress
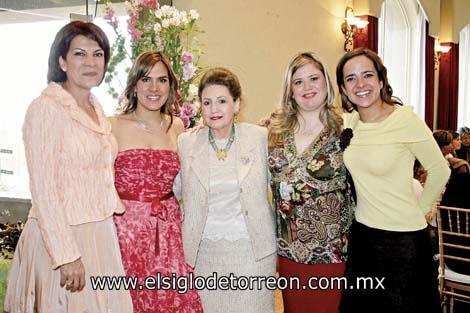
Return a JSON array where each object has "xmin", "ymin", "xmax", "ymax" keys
[{"xmin": 114, "ymin": 149, "xmax": 202, "ymax": 313}]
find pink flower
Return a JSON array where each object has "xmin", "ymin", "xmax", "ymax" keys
[
  {"xmin": 104, "ymin": 6, "xmax": 115, "ymax": 20},
  {"xmin": 180, "ymin": 115, "xmax": 190, "ymax": 128},
  {"xmin": 104, "ymin": 7, "xmax": 119, "ymax": 29},
  {"xmin": 182, "ymin": 63, "xmax": 197, "ymax": 81},
  {"xmin": 181, "ymin": 102, "xmax": 195, "ymax": 118},
  {"xmin": 143, "ymin": 0, "xmax": 159, "ymax": 9},
  {"xmin": 130, "ymin": 28, "xmax": 142, "ymax": 41},
  {"xmin": 127, "ymin": 17, "xmax": 142, "ymax": 40},
  {"xmin": 181, "ymin": 51, "xmax": 193, "ymax": 64}
]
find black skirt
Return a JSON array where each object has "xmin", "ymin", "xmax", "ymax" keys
[{"xmin": 340, "ymin": 220, "xmax": 440, "ymax": 313}]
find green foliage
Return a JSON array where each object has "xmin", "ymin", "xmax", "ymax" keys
[
  {"xmin": 0, "ymin": 258, "xmax": 12, "ymax": 310},
  {"xmin": 104, "ymin": 1, "xmax": 203, "ymax": 127}
]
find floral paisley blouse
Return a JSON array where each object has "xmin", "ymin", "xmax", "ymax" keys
[{"xmin": 268, "ymin": 128, "xmax": 355, "ymax": 264}]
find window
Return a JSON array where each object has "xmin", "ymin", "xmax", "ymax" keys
[
  {"xmin": 0, "ymin": 16, "xmax": 128, "ymax": 199},
  {"xmin": 378, "ymin": 0, "xmax": 426, "ymax": 117},
  {"xmin": 458, "ymin": 24, "xmax": 470, "ymax": 129}
]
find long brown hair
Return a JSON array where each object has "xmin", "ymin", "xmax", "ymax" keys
[
  {"xmin": 336, "ymin": 48, "xmax": 402, "ymax": 113},
  {"xmin": 268, "ymin": 52, "xmax": 341, "ymax": 147},
  {"xmin": 120, "ymin": 51, "xmax": 179, "ymax": 131}
]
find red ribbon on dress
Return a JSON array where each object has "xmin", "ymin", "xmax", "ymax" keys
[{"xmin": 119, "ymin": 191, "xmax": 175, "ymax": 255}]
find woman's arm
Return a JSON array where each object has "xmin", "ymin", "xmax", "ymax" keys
[
  {"xmin": 408, "ymin": 130, "xmax": 451, "ymax": 214},
  {"xmin": 173, "ymin": 133, "xmax": 185, "ymax": 220},
  {"xmin": 23, "ymin": 99, "xmax": 81, "ymax": 269}
]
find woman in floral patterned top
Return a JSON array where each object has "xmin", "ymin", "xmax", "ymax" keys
[{"xmin": 268, "ymin": 52, "xmax": 355, "ymax": 313}]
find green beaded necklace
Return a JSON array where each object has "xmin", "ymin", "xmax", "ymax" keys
[{"xmin": 208, "ymin": 125, "xmax": 235, "ymax": 161}]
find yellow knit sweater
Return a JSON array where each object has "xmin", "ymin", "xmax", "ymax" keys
[{"xmin": 343, "ymin": 106, "xmax": 450, "ymax": 231}]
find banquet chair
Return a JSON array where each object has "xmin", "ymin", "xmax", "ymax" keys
[{"xmin": 437, "ymin": 205, "xmax": 470, "ymax": 313}]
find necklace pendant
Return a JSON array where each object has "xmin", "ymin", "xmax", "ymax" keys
[{"xmin": 216, "ymin": 149, "xmax": 226, "ymax": 160}]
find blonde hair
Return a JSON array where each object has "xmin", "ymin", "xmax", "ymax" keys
[{"xmin": 268, "ymin": 52, "xmax": 341, "ymax": 147}]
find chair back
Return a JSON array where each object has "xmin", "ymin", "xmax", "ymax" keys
[
  {"xmin": 437, "ymin": 205, "xmax": 470, "ymax": 275},
  {"xmin": 436, "ymin": 205, "xmax": 470, "ymax": 311}
]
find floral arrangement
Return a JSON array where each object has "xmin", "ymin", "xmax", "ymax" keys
[{"xmin": 103, "ymin": 0, "xmax": 203, "ymax": 128}]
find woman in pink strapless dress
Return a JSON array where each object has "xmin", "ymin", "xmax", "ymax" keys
[{"xmin": 110, "ymin": 51, "xmax": 202, "ymax": 313}]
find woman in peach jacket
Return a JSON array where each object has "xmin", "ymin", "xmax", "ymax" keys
[{"xmin": 4, "ymin": 21, "xmax": 133, "ymax": 313}]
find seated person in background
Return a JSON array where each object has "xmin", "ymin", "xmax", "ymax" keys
[
  {"xmin": 456, "ymin": 126, "xmax": 470, "ymax": 162},
  {"xmin": 433, "ymin": 130, "xmax": 470, "ymax": 275},
  {"xmin": 449, "ymin": 131, "xmax": 462, "ymax": 157},
  {"xmin": 439, "ymin": 174, "xmax": 470, "ymax": 276},
  {"xmin": 433, "ymin": 130, "xmax": 469, "ymax": 175}
]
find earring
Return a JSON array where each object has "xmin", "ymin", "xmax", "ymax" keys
[
  {"xmin": 133, "ymin": 89, "xmax": 137, "ymax": 97},
  {"xmin": 61, "ymin": 67, "xmax": 66, "ymax": 72}
]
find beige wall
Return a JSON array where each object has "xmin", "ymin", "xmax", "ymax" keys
[
  {"xmin": 421, "ymin": 0, "xmax": 440, "ymax": 37},
  {"xmin": 175, "ymin": 0, "xmax": 347, "ymax": 123},
  {"xmin": 354, "ymin": 0, "xmax": 384, "ymax": 17},
  {"xmin": 440, "ymin": 0, "xmax": 454, "ymax": 42},
  {"xmin": 440, "ymin": 0, "xmax": 470, "ymax": 43},
  {"xmin": 174, "ymin": 0, "xmax": 468, "ymax": 122},
  {"xmin": 452, "ymin": 0, "xmax": 470, "ymax": 42}
]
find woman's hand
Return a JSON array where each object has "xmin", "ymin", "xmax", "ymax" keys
[
  {"xmin": 60, "ymin": 257, "xmax": 86, "ymax": 292},
  {"xmin": 185, "ymin": 124, "xmax": 205, "ymax": 133},
  {"xmin": 258, "ymin": 115, "xmax": 271, "ymax": 127},
  {"xmin": 425, "ymin": 206, "xmax": 438, "ymax": 226}
]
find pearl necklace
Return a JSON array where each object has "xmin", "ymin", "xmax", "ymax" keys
[{"xmin": 133, "ymin": 111, "xmax": 164, "ymax": 133}]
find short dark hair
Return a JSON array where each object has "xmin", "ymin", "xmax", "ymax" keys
[
  {"xmin": 450, "ymin": 131, "xmax": 460, "ymax": 140},
  {"xmin": 433, "ymin": 130, "xmax": 452, "ymax": 148},
  {"xmin": 336, "ymin": 48, "xmax": 402, "ymax": 112},
  {"xmin": 198, "ymin": 67, "xmax": 242, "ymax": 101},
  {"xmin": 47, "ymin": 21, "xmax": 110, "ymax": 83}
]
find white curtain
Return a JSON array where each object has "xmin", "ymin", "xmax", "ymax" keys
[
  {"xmin": 458, "ymin": 25, "xmax": 470, "ymax": 129},
  {"xmin": 409, "ymin": 6, "xmax": 426, "ymax": 119},
  {"xmin": 378, "ymin": 0, "xmax": 427, "ymax": 119}
]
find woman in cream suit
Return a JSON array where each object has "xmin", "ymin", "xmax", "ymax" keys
[{"xmin": 177, "ymin": 67, "xmax": 277, "ymax": 313}]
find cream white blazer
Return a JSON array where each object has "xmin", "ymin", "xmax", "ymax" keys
[{"xmin": 176, "ymin": 123, "xmax": 277, "ymax": 267}]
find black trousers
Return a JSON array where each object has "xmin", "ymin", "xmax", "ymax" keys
[{"xmin": 340, "ymin": 220, "xmax": 441, "ymax": 313}]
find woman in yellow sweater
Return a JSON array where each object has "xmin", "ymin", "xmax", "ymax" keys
[{"xmin": 335, "ymin": 48, "xmax": 450, "ymax": 313}]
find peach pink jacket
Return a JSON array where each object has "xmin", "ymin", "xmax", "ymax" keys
[{"xmin": 23, "ymin": 82, "xmax": 124, "ymax": 269}]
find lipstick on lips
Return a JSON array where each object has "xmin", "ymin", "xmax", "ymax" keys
[{"xmin": 302, "ymin": 91, "xmax": 317, "ymax": 99}]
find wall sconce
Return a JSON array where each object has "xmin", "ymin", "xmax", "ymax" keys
[
  {"xmin": 341, "ymin": 6, "xmax": 369, "ymax": 52},
  {"xmin": 434, "ymin": 44, "xmax": 451, "ymax": 70}
]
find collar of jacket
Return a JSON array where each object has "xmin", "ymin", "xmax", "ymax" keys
[
  {"xmin": 44, "ymin": 82, "xmax": 111, "ymax": 135},
  {"xmin": 188, "ymin": 123, "xmax": 257, "ymax": 191}
]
